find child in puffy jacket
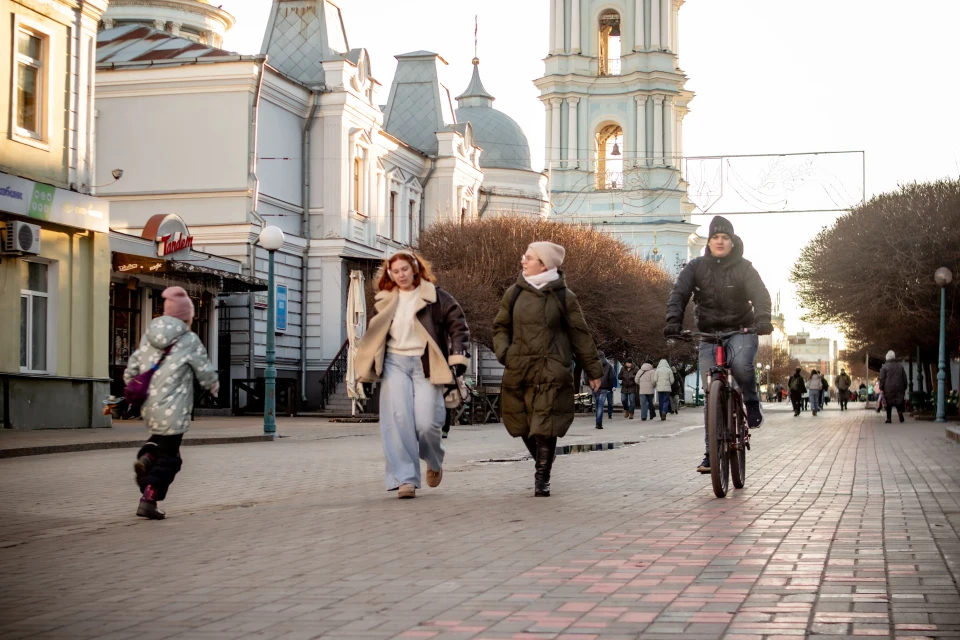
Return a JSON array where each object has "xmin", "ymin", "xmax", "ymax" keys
[{"xmin": 124, "ymin": 286, "xmax": 219, "ymax": 520}]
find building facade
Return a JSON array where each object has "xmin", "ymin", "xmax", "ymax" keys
[
  {"xmin": 535, "ymin": 0, "xmax": 701, "ymax": 275},
  {"xmin": 0, "ymin": 0, "xmax": 112, "ymax": 429},
  {"xmin": 788, "ymin": 330, "xmax": 837, "ymax": 378},
  {"xmin": 95, "ymin": 0, "xmax": 532, "ymax": 410}
]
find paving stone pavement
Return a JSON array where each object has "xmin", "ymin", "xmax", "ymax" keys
[{"xmin": 1, "ymin": 404, "xmax": 959, "ymax": 640}]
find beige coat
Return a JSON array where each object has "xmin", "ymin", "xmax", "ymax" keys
[{"xmin": 355, "ymin": 280, "xmax": 468, "ymax": 387}]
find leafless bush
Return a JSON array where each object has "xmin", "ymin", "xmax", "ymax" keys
[{"xmin": 417, "ymin": 216, "xmax": 694, "ymax": 363}]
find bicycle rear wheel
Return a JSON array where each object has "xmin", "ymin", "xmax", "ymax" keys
[
  {"xmin": 730, "ymin": 395, "xmax": 746, "ymax": 489},
  {"xmin": 706, "ymin": 379, "xmax": 729, "ymax": 498}
]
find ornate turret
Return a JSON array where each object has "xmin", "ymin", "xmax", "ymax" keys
[{"xmin": 100, "ymin": 0, "xmax": 234, "ymax": 48}]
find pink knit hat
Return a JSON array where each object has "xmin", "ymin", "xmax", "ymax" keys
[{"xmin": 162, "ymin": 286, "xmax": 194, "ymax": 324}]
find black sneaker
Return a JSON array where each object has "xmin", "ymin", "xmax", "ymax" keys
[
  {"xmin": 595, "ymin": 423, "xmax": 603, "ymax": 430},
  {"xmin": 697, "ymin": 455, "xmax": 710, "ymax": 474},
  {"xmin": 746, "ymin": 402, "xmax": 764, "ymax": 429}
]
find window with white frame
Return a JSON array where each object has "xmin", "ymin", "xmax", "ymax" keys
[
  {"xmin": 14, "ymin": 26, "xmax": 46, "ymax": 140},
  {"xmin": 20, "ymin": 261, "xmax": 50, "ymax": 372},
  {"xmin": 389, "ymin": 191, "xmax": 397, "ymax": 240},
  {"xmin": 408, "ymin": 199, "xmax": 416, "ymax": 245}
]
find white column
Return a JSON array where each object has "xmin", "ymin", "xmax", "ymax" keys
[
  {"xmin": 554, "ymin": 0, "xmax": 565, "ymax": 54},
  {"xmin": 653, "ymin": 94, "xmax": 664, "ymax": 166},
  {"xmin": 567, "ymin": 97, "xmax": 580, "ymax": 168},
  {"xmin": 663, "ymin": 96, "xmax": 675, "ymax": 167},
  {"xmin": 673, "ymin": 0, "xmax": 681, "ymax": 56},
  {"xmin": 661, "ymin": 0, "xmax": 672, "ymax": 51},
  {"xmin": 544, "ymin": 100, "xmax": 553, "ymax": 168},
  {"xmin": 635, "ymin": 95, "xmax": 647, "ymax": 166},
  {"xmin": 650, "ymin": 0, "xmax": 661, "ymax": 50},
  {"xmin": 634, "ymin": 0, "xmax": 646, "ymax": 51},
  {"xmin": 550, "ymin": 98, "xmax": 563, "ymax": 166},
  {"xmin": 571, "ymin": 0, "xmax": 581, "ymax": 53},
  {"xmin": 677, "ymin": 108, "xmax": 686, "ymax": 173},
  {"xmin": 549, "ymin": 0, "xmax": 557, "ymax": 53}
]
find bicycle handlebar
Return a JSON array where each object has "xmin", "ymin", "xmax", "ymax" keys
[{"xmin": 673, "ymin": 327, "xmax": 757, "ymax": 343}]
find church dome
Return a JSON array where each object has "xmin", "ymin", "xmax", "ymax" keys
[{"xmin": 454, "ymin": 60, "xmax": 532, "ymax": 171}]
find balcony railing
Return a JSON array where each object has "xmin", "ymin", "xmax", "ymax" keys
[{"xmin": 599, "ymin": 58, "xmax": 621, "ymax": 76}]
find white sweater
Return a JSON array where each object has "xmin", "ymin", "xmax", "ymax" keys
[{"xmin": 386, "ymin": 287, "xmax": 426, "ymax": 356}]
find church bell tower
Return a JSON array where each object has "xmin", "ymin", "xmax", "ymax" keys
[{"xmin": 535, "ymin": 0, "xmax": 700, "ymax": 274}]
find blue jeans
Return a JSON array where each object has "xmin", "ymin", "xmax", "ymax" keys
[
  {"xmin": 379, "ymin": 354, "xmax": 445, "ymax": 489},
  {"xmin": 622, "ymin": 392, "xmax": 636, "ymax": 414},
  {"xmin": 809, "ymin": 389, "xmax": 822, "ymax": 413},
  {"xmin": 595, "ymin": 389, "xmax": 613, "ymax": 423},
  {"xmin": 639, "ymin": 394, "xmax": 656, "ymax": 420},
  {"xmin": 658, "ymin": 392, "xmax": 671, "ymax": 416},
  {"xmin": 699, "ymin": 333, "xmax": 759, "ymax": 455}
]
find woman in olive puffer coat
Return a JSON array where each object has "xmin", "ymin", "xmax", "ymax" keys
[{"xmin": 493, "ymin": 241, "xmax": 603, "ymax": 497}]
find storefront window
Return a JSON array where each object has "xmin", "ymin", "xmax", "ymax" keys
[
  {"xmin": 109, "ymin": 283, "xmax": 141, "ymax": 367},
  {"xmin": 20, "ymin": 261, "xmax": 49, "ymax": 372}
]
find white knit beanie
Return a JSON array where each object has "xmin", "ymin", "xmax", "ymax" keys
[
  {"xmin": 886, "ymin": 350, "xmax": 895, "ymax": 361},
  {"xmin": 528, "ymin": 241, "xmax": 566, "ymax": 270}
]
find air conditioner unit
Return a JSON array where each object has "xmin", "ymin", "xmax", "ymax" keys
[{"xmin": 3, "ymin": 220, "xmax": 41, "ymax": 255}]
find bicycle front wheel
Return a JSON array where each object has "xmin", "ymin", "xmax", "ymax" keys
[
  {"xmin": 706, "ymin": 379, "xmax": 729, "ymax": 498},
  {"xmin": 730, "ymin": 396, "xmax": 746, "ymax": 489}
]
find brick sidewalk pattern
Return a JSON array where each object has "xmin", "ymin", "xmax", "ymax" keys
[{"xmin": 1, "ymin": 404, "xmax": 959, "ymax": 639}]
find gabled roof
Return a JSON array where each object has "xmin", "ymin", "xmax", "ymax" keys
[
  {"xmin": 260, "ymin": 0, "xmax": 351, "ymax": 86},
  {"xmin": 382, "ymin": 51, "xmax": 458, "ymax": 156},
  {"xmin": 97, "ymin": 25, "xmax": 237, "ymax": 65}
]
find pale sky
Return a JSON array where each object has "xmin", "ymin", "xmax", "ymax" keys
[{"xmin": 219, "ymin": 0, "xmax": 960, "ymax": 345}]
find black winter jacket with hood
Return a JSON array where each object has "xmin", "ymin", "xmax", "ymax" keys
[{"xmin": 665, "ymin": 234, "xmax": 772, "ymax": 333}]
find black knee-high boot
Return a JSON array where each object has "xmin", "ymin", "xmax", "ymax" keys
[
  {"xmin": 521, "ymin": 435, "xmax": 538, "ymax": 459},
  {"xmin": 534, "ymin": 436, "xmax": 557, "ymax": 497}
]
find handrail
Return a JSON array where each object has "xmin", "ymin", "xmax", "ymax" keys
[{"xmin": 318, "ymin": 340, "xmax": 350, "ymax": 410}]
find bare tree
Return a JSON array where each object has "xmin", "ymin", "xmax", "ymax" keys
[
  {"xmin": 790, "ymin": 178, "xmax": 959, "ymax": 360},
  {"xmin": 416, "ymin": 216, "xmax": 695, "ymax": 363}
]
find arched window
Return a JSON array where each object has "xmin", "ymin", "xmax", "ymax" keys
[
  {"xmin": 598, "ymin": 10, "xmax": 621, "ymax": 76},
  {"xmin": 595, "ymin": 124, "xmax": 623, "ymax": 190}
]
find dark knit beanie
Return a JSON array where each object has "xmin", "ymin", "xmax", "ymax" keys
[{"xmin": 708, "ymin": 215, "xmax": 734, "ymax": 238}]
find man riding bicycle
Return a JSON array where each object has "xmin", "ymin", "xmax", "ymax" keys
[{"xmin": 663, "ymin": 216, "xmax": 773, "ymax": 474}]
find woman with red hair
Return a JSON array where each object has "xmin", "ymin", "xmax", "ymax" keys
[{"xmin": 355, "ymin": 251, "xmax": 470, "ymax": 499}]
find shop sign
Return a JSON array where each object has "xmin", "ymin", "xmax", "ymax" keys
[
  {"xmin": 276, "ymin": 284, "xmax": 288, "ymax": 333},
  {"xmin": 254, "ymin": 293, "xmax": 268, "ymax": 309},
  {"xmin": 0, "ymin": 171, "xmax": 109, "ymax": 233},
  {"xmin": 141, "ymin": 213, "xmax": 194, "ymax": 259}
]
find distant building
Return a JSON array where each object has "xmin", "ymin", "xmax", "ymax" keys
[{"xmin": 788, "ymin": 330, "xmax": 837, "ymax": 378}]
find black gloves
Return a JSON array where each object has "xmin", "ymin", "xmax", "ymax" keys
[
  {"xmin": 663, "ymin": 323, "xmax": 683, "ymax": 338},
  {"xmin": 755, "ymin": 321, "xmax": 774, "ymax": 336},
  {"xmin": 451, "ymin": 363, "xmax": 467, "ymax": 378}
]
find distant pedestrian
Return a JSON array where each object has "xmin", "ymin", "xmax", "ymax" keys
[
  {"xmin": 356, "ymin": 250, "xmax": 470, "ymax": 500},
  {"xmin": 493, "ymin": 241, "xmax": 602, "ymax": 497},
  {"xmin": 788, "ymin": 367, "xmax": 806, "ymax": 417},
  {"xmin": 775, "ymin": 382, "xmax": 784, "ymax": 403},
  {"xmin": 670, "ymin": 366, "xmax": 682, "ymax": 414},
  {"xmin": 836, "ymin": 369, "xmax": 852, "ymax": 410},
  {"xmin": 808, "ymin": 369, "xmax": 823, "ymax": 416},
  {"xmin": 879, "ymin": 351, "xmax": 907, "ymax": 423},
  {"xmin": 635, "ymin": 360, "xmax": 657, "ymax": 420},
  {"xmin": 124, "ymin": 286, "xmax": 220, "ymax": 520},
  {"xmin": 652, "ymin": 359, "xmax": 675, "ymax": 421},
  {"xmin": 618, "ymin": 358, "xmax": 640, "ymax": 419},
  {"xmin": 594, "ymin": 351, "xmax": 616, "ymax": 429}
]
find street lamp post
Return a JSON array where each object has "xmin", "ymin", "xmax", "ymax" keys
[
  {"xmin": 258, "ymin": 226, "xmax": 285, "ymax": 435},
  {"xmin": 764, "ymin": 364, "xmax": 771, "ymax": 401},
  {"xmin": 934, "ymin": 267, "xmax": 953, "ymax": 423}
]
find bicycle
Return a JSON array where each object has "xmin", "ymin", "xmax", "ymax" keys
[{"xmin": 677, "ymin": 328, "xmax": 754, "ymax": 498}]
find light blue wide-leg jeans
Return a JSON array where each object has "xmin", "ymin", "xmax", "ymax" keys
[{"xmin": 379, "ymin": 353, "xmax": 445, "ymax": 490}]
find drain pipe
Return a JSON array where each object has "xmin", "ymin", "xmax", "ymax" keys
[
  {"xmin": 478, "ymin": 188, "xmax": 491, "ymax": 218},
  {"xmin": 300, "ymin": 89, "xmax": 321, "ymax": 403},
  {"xmin": 418, "ymin": 158, "xmax": 436, "ymax": 232},
  {"xmin": 247, "ymin": 55, "xmax": 268, "ymax": 381}
]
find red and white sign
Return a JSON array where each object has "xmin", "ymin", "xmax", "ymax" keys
[{"xmin": 140, "ymin": 213, "xmax": 194, "ymax": 259}]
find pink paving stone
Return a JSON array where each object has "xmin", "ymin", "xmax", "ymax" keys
[
  {"xmin": 627, "ymin": 579, "xmax": 662, "ymax": 586},
  {"xmin": 642, "ymin": 593, "xmax": 677, "ymax": 602},
  {"xmin": 510, "ymin": 634, "xmax": 556, "ymax": 640},
  {"xmin": 557, "ymin": 603, "xmax": 595, "ymax": 613},
  {"xmin": 895, "ymin": 624, "xmax": 938, "ymax": 630},
  {"xmin": 593, "ymin": 607, "xmax": 628, "ymax": 613},
  {"xmin": 478, "ymin": 611, "xmax": 515, "ymax": 618},
  {"xmin": 618, "ymin": 613, "xmax": 658, "ymax": 623},
  {"xmin": 570, "ymin": 621, "xmax": 608, "ymax": 628},
  {"xmin": 585, "ymin": 583, "xmax": 620, "ymax": 594},
  {"xmin": 451, "ymin": 627, "xmax": 489, "ymax": 633},
  {"xmin": 556, "ymin": 636, "xmax": 598, "ymax": 640},
  {"xmin": 399, "ymin": 632, "xmax": 439, "ymax": 638}
]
